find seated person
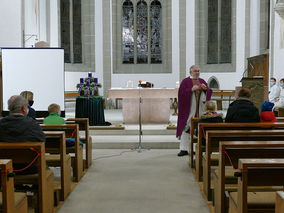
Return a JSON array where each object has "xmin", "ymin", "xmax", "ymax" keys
[
  {"xmin": 43, "ymin": 103, "xmax": 83, "ymax": 147},
  {"xmin": 43, "ymin": 104, "xmax": 65, "ymax": 124},
  {"xmin": 20, "ymin": 91, "xmax": 36, "ymax": 119},
  {"xmin": 197, "ymin": 101, "xmax": 223, "ymax": 145},
  {"xmin": 269, "ymin": 77, "xmax": 281, "ymax": 103},
  {"xmin": 199, "ymin": 101, "xmax": 223, "ymax": 123},
  {"xmin": 0, "ymin": 95, "xmax": 45, "ymax": 174},
  {"xmin": 225, "ymin": 88, "xmax": 260, "ymax": 122},
  {"xmin": 260, "ymin": 101, "xmax": 277, "ymax": 123},
  {"xmin": 274, "ymin": 78, "xmax": 284, "ymax": 108}
]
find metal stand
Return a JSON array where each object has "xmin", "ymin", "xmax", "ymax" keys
[{"xmin": 132, "ymin": 86, "xmax": 150, "ymax": 153}]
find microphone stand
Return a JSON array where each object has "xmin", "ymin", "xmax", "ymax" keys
[{"xmin": 132, "ymin": 85, "xmax": 150, "ymax": 153}]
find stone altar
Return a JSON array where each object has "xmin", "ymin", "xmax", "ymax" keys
[{"xmin": 108, "ymin": 88, "xmax": 178, "ymax": 124}]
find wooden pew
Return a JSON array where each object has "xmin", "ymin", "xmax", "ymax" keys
[
  {"xmin": 66, "ymin": 118, "xmax": 92, "ymax": 169},
  {"xmin": 196, "ymin": 123, "xmax": 284, "ymax": 182},
  {"xmin": 215, "ymin": 141, "xmax": 284, "ymax": 213},
  {"xmin": 44, "ymin": 131, "xmax": 72, "ymax": 201},
  {"xmin": 229, "ymin": 159, "xmax": 284, "ymax": 213},
  {"xmin": 276, "ymin": 191, "xmax": 284, "ymax": 213},
  {"xmin": 203, "ymin": 130, "xmax": 284, "ymax": 201},
  {"xmin": 190, "ymin": 117, "xmax": 200, "ymax": 168},
  {"xmin": 0, "ymin": 159, "xmax": 27, "ymax": 213},
  {"xmin": 40, "ymin": 124, "xmax": 83, "ymax": 182},
  {"xmin": 0, "ymin": 142, "xmax": 53, "ymax": 213}
]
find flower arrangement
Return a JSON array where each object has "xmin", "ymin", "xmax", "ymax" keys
[{"xmin": 76, "ymin": 73, "xmax": 102, "ymax": 97}]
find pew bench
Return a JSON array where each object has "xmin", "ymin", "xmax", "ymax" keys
[
  {"xmin": 0, "ymin": 142, "xmax": 53, "ymax": 213},
  {"xmin": 229, "ymin": 159, "xmax": 284, "ymax": 213},
  {"xmin": 214, "ymin": 141, "xmax": 284, "ymax": 213},
  {"xmin": 66, "ymin": 118, "xmax": 92, "ymax": 169},
  {"xmin": 195, "ymin": 122, "xmax": 284, "ymax": 182},
  {"xmin": 44, "ymin": 131, "xmax": 72, "ymax": 201},
  {"xmin": 40, "ymin": 124, "xmax": 83, "ymax": 182},
  {"xmin": 203, "ymin": 129, "xmax": 284, "ymax": 201},
  {"xmin": 0, "ymin": 159, "xmax": 28, "ymax": 213},
  {"xmin": 276, "ymin": 191, "xmax": 284, "ymax": 213}
]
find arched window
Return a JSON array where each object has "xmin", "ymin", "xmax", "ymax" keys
[
  {"xmin": 122, "ymin": 0, "xmax": 134, "ymax": 64},
  {"xmin": 207, "ymin": 0, "xmax": 232, "ymax": 64},
  {"xmin": 150, "ymin": 0, "xmax": 162, "ymax": 63},
  {"xmin": 137, "ymin": 0, "xmax": 148, "ymax": 63},
  {"xmin": 122, "ymin": 0, "xmax": 162, "ymax": 64},
  {"xmin": 208, "ymin": 77, "xmax": 219, "ymax": 89}
]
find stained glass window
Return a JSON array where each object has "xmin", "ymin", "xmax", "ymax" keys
[
  {"xmin": 61, "ymin": 0, "xmax": 71, "ymax": 63},
  {"xmin": 137, "ymin": 0, "xmax": 148, "ymax": 64},
  {"xmin": 207, "ymin": 0, "xmax": 232, "ymax": 64},
  {"xmin": 122, "ymin": 0, "xmax": 134, "ymax": 64},
  {"xmin": 60, "ymin": 0, "xmax": 82, "ymax": 64},
  {"xmin": 150, "ymin": 0, "xmax": 162, "ymax": 64}
]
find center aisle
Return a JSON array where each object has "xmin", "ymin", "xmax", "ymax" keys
[{"xmin": 57, "ymin": 149, "xmax": 210, "ymax": 213}]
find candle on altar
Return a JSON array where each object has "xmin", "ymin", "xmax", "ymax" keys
[
  {"xmin": 80, "ymin": 78, "xmax": 84, "ymax": 84},
  {"xmin": 94, "ymin": 78, "xmax": 98, "ymax": 84},
  {"xmin": 88, "ymin": 72, "xmax": 92, "ymax": 78},
  {"xmin": 86, "ymin": 80, "xmax": 90, "ymax": 87}
]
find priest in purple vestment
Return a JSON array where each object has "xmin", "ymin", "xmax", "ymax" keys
[{"xmin": 176, "ymin": 65, "xmax": 212, "ymax": 156}]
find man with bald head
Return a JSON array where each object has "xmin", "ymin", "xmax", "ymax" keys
[
  {"xmin": 176, "ymin": 65, "xmax": 212, "ymax": 156},
  {"xmin": 0, "ymin": 95, "xmax": 45, "ymax": 142}
]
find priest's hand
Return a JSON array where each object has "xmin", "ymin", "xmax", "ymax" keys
[
  {"xmin": 200, "ymin": 83, "xmax": 207, "ymax": 91},
  {"xmin": 192, "ymin": 85, "xmax": 200, "ymax": 91}
]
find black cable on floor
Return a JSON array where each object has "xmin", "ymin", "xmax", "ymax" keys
[{"xmin": 93, "ymin": 150, "xmax": 136, "ymax": 161}]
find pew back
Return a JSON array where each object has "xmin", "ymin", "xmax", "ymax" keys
[
  {"xmin": 195, "ymin": 122, "xmax": 284, "ymax": 181},
  {"xmin": 0, "ymin": 142, "xmax": 49, "ymax": 213},
  {"xmin": 216, "ymin": 141, "xmax": 284, "ymax": 213}
]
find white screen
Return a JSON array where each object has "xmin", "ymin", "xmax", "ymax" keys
[{"xmin": 2, "ymin": 48, "xmax": 65, "ymax": 111}]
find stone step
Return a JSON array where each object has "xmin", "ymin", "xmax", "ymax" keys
[{"xmin": 91, "ymin": 135, "xmax": 179, "ymax": 149}]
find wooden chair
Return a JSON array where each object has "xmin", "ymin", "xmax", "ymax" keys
[
  {"xmin": 203, "ymin": 129, "xmax": 284, "ymax": 201},
  {"xmin": 215, "ymin": 141, "xmax": 284, "ymax": 213},
  {"xmin": 211, "ymin": 90, "xmax": 235, "ymax": 110},
  {"xmin": 0, "ymin": 159, "xmax": 27, "ymax": 213},
  {"xmin": 66, "ymin": 118, "xmax": 92, "ymax": 169},
  {"xmin": 195, "ymin": 122, "xmax": 284, "ymax": 182},
  {"xmin": 229, "ymin": 159, "xmax": 284, "ymax": 213},
  {"xmin": 0, "ymin": 142, "xmax": 53, "ymax": 213},
  {"xmin": 40, "ymin": 124, "xmax": 83, "ymax": 182},
  {"xmin": 44, "ymin": 131, "xmax": 72, "ymax": 201}
]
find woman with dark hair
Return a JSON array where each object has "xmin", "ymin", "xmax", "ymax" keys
[{"xmin": 225, "ymin": 88, "xmax": 260, "ymax": 122}]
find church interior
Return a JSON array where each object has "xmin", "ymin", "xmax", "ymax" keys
[{"xmin": 1, "ymin": 0, "xmax": 284, "ymax": 212}]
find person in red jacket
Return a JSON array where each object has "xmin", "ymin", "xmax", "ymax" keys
[{"xmin": 260, "ymin": 101, "xmax": 277, "ymax": 122}]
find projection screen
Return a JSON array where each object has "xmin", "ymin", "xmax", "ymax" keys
[{"xmin": 1, "ymin": 48, "xmax": 65, "ymax": 114}]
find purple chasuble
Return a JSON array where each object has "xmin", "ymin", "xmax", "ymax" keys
[{"xmin": 176, "ymin": 77, "xmax": 212, "ymax": 138}]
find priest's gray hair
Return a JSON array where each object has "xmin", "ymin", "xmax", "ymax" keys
[
  {"xmin": 8, "ymin": 95, "xmax": 28, "ymax": 112},
  {"xmin": 189, "ymin": 65, "xmax": 199, "ymax": 72}
]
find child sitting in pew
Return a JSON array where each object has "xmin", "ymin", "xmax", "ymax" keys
[
  {"xmin": 43, "ymin": 104, "xmax": 65, "ymax": 124},
  {"xmin": 44, "ymin": 104, "xmax": 83, "ymax": 146},
  {"xmin": 260, "ymin": 101, "xmax": 277, "ymax": 122},
  {"xmin": 196, "ymin": 101, "xmax": 223, "ymax": 145}
]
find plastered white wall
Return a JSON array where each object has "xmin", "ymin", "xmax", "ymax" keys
[{"xmin": 0, "ymin": 1, "xmax": 22, "ymax": 47}]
